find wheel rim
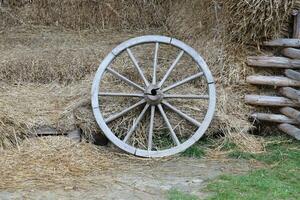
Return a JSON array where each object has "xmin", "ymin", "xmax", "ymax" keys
[{"xmin": 91, "ymin": 35, "xmax": 216, "ymax": 157}]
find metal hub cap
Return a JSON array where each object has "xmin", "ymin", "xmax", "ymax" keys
[
  {"xmin": 91, "ymin": 35, "xmax": 216, "ymax": 157},
  {"xmin": 144, "ymin": 84, "xmax": 163, "ymax": 105}
]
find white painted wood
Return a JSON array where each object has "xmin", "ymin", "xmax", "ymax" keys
[{"xmin": 91, "ymin": 35, "xmax": 216, "ymax": 157}]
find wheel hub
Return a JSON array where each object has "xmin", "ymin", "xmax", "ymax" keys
[{"xmin": 144, "ymin": 84, "xmax": 163, "ymax": 105}]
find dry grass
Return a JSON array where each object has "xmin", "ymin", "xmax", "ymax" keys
[
  {"xmin": 2, "ymin": 0, "xmax": 297, "ymax": 151},
  {"xmin": 2, "ymin": 0, "xmax": 171, "ymax": 30},
  {"xmin": 222, "ymin": 0, "xmax": 296, "ymax": 44},
  {"xmin": 0, "ymin": 137, "xmax": 124, "ymax": 190}
]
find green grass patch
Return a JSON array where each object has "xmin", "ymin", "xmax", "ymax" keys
[
  {"xmin": 181, "ymin": 137, "xmax": 215, "ymax": 158},
  {"xmin": 206, "ymin": 137, "xmax": 300, "ymax": 200},
  {"xmin": 182, "ymin": 145, "xmax": 206, "ymax": 158},
  {"xmin": 168, "ymin": 189, "xmax": 199, "ymax": 200}
]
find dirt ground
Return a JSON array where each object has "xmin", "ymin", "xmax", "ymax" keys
[{"xmin": 0, "ymin": 139, "xmax": 261, "ymax": 200}]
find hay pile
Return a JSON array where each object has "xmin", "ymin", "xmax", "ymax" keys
[
  {"xmin": 0, "ymin": 137, "xmax": 124, "ymax": 190},
  {"xmin": 1, "ymin": 0, "xmax": 299, "ymax": 151},
  {"xmin": 2, "ymin": 0, "xmax": 171, "ymax": 30}
]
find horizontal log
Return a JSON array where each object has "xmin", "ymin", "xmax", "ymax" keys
[
  {"xmin": 279, "ymin": 87, "xmax": 300, "ymax": 102},
  {"xmin": 247, "ymin": 56, "xmax": 300, "ymax": 68},
  {"xmin": 245, "ymin": 95, "xmax": 300, "ymax": 107},
  {"xmin": 278, "ymin": 123, "xmax": 300, "ymax": 140},
  {"xmin": 246, "ymin": 75, "xmax": 300, "ymax": 87},
  {"xmin": 263, "ymin": 39, "xmax": 300, "ymax": 47},
  {"xmin": 282, "ymin": 48, "xmax": 300, "ymax": 59},
  {"xmin": 251, "ymin": 112, "xmax": 298, "ymax": 124},
  {"xmin": 280, "ymin": 107, "xmax": 300, "ymax": 123},
  {"xmin": 284, "ymin": 69, "xmax": 300, "ymax": 81}
]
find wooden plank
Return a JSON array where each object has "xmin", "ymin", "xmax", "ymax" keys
[
  {"xmin": 284, "ymin": 69, "xmax": 300, "ymax": 81},
  {"xmin": 33, "ymin": 126, "xmax": 59, "ymax": 136},
  {"xmin": 280, "ymin": 107, "xmax": 300, "ymax": 123},
  {"xmin": 293, "ymin": 10, "xmax": 300, "ymax": 38},
  {"xmin": 247, "ymin": 56, "xmax": 300, "ymax": 68},
  {"xmin": 251, "ymin": 112, "xmax": 298, "ymax": 124},
  {"xmin": 67, "ymin": 129, "xmax": 81, "ymax": 143},
  {"xmin": 263, "ymin": 39, "xmax": 300, "ymax": 47},
  {"xmin": 245, "ymin": 95, "xmax": 300, "ymax": 107},
  {"xmin": 279, "ymin": 87, "xmax": 300, "ymax": 102},
  {"xmin": 246, "ymin": 75, "xmax": 300, "ymax": 87},
  {"xmin": 282, "ymin": 48, "xmax": 300, "ymax": 59},
  {"xmin": 278, "ymin": 123, "xmax": 300, "ymax": 140}
]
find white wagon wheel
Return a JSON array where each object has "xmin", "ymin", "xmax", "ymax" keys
[{"xmin": 91, "ymin": 35, "xmax": 216, "ymax": 157}]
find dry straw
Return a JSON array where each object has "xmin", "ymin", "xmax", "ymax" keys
[
  {"xmin": 1, "ymin": 0, "xmax": 298, "ymax": 151},
  {"xmin": 0, "ymin": 136, "xmax": 147, "ymax": 190}
]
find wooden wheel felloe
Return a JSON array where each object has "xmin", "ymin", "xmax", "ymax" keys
[{"xmin": 91, "ymin": 35, "xmax": 216, "ymax": 157}]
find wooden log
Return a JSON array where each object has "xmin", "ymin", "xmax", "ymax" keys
[
  {"xmin": 33, "ymin": 126, "xmax": 59, "ymax": 136},
  {"xmin": 246, "ymin": 75, "xmax": 300, "ymax": 87},
  {"xmin": 293, "ymin": 10, "xmax": 300, "ymax": 38},
  {"xmin": 245, "ymin": 95, "xmax": 300, "ymax": 107},
  {"xmin": 284, "ymin": 69, "xmax": 300, "ymax": 81},
  {"xmin": 263, "ymin": 39, "xmax": 300, "ymax": 47},
  {"xmin": 250, "ymin": 112, "xmax": 298, "ymax": 124},
  {"xmin": 247, "ymin": 56, "xmax": 300, "ymax": 68},
  {"xmin": 280, "ymin": 107, "xmax": 300, "ymax": 123},
  {"xmin": 67, "ymin": 129, "xmax": 82, "ymax": 143},
  {"xmin": 282, "ymin": 48, "xmax": 300, "ymax": 59},
  {"xmin": 279, "ymin": 87, "xmax": 300, "ymax": 102},
  {"xmin": 278, "ymin": 123, "xmax": 300, "ymax": 140}
]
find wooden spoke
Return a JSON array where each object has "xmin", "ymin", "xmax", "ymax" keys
[
  {"xmin": 127, "ymin": 48, "xmax": 149, "ymax": 86},
  {"xmin": 158, "ymin": 50, "xmax": 184, "ymax": 87},
  {"xmin": 123, "ymin": 104, "xmax": 150, "ymax": 143},
  {"xmin": 99, "ymin": 92, "xmax": 144, "ymax": 98},
  {"xmin": 163, "ymin": 72, "xmax": 204, "ymax": 92},
  {"xmin": 106, "ymin": 67, "xmax": 145, "ymax": 91},
  {"xmin": 148, "ymin": 105, "xmax": 155, "ymax": 151},
  {"xmin": 157, "ymin": 104, "xmax": 180, "ymax": 146},
  {"xmin": 152, "ymin": 42, "xmax": 159, "ymax": 84},
  {"xmin": 164, "ymin": 94, "xmax": 209, "ymax": 99},
  {"xmin": 105, "ymin": 99, "xmax": 146, "ymax": 123},
  {"xmin": 162, "ymin": 100, "xmax": 201, "ymax": 127}
]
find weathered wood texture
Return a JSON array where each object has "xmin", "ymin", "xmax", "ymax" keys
[
  {"xmin": 247, "ymin": 56, "xmax": 300, "ymax": 68},
  {"xmin": 280, "ymin": 107, "xmax": 300, "ymax": 123},
  {"xmin": 251, "ymin": 112, "xmax": 298, "ymax": 124},
  {"xmin": 245, "ymin": 95, "xmax": 300, "ymax": 107},
  {"xmin": 246, "ymin": 75, "xmax": 300, "ymax": 87},
  {"xmin": 263, "ymin": 39, "xmax": 300, "ymax": 47},
  {"xmin": 284, "ymin": 69, "xmax": 300, "ymax": 81},
  {"xmin": 278, "ymin": 123, "xmax": 300, "ymax": 140},
  {"xmin": 293, "ymin": 10, "xmax": 300, "ymax": 38},
  {"xmin": 282, "ymin": 48, "xmax": 300, "ymax": 59},
  {"xmin": 279, "ymin": 87, "xmax": 300, "ymax": 102},
  {"xmin": 33, "ymin": 126, "xmax": 58, "ymax": 136},
  {"xmin": 67, "ymin": 129, "xmax": 82, "ymax": 142}
]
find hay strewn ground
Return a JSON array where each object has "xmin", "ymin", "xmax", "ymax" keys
[
  {"xmin": 1, "ymin": 0, "xmax": 298, "ymax": 151},
  {"xmin": 0, "ymin": 136, "xmax": 140, "ymax": 190}
]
